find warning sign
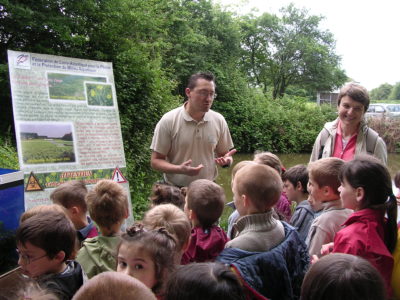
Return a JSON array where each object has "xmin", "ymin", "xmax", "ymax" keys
[
  {"xmin": 25, "ymin": 172, "xmax": 43, "ymax": 192},
  {"xmin": 112, "ymin": 167, "xmax": 127, "ymax": 183}
]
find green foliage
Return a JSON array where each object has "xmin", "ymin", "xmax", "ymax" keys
[
  {"xmin": 389, "ymin": 82, "xmax": 400, "ymax": 100},
  {"xmin": 0, "ymin": 135, "xmax": 19, "ymax": 170},
  {"xmin": 21, "ymin": 139, "xmax": 75, "ymax": 164},
  {"xmin": 222, "ymin": 91, "xmax": 336, "ymax": 153},
  {"xmin": 239, "ymin": 4, "xmax": 347, "ymax": 99},
  {"xmin": 370, "ymin": 83, "xmax": 393, "ymax": 100}
]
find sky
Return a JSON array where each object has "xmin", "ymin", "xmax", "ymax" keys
[
  {"xmin": 218, "ymin": 0, "xmax": 400, "ymax": 91},
  {"xmin": 20, "ymin": 123, "xmax": 72, "ymax": 138}
]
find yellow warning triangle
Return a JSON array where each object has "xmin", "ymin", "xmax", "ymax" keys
[
  {"xmin": 25, "ymin": 172, "xmax": 43, "ymax": 192},
  {"xmin": 111, "ymin": 167, "xmax": 127, "ymax": 183}
]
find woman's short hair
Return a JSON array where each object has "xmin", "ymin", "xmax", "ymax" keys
[
  {"xmin": 337, "ymin": 83, "xmax": 370, "ymax": 112},
  {"xmin": 301, "ymin": 253, "xmax": 386, "ymax": 300}
]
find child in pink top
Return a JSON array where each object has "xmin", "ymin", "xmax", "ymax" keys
[{"xmin": 326, "ymin": 155, "xmax": 397, "ymax": 296}]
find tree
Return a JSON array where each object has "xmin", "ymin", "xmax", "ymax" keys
[
  {"xmin": 240, "ymin": 4, "xmax": 347, "ymax": 99},
  {"xmin": 389, "ymin": 82, "xmax": 400, "ymax": 100},
  {"xmin": 370, "ymin": 83, "xmax": 393, "ymax": 100}
]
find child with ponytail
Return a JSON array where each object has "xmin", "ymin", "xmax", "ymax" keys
[
  {"xmin": 116, "ymin": 224, "xmax": 177, "ymax": 298},
  {"xmin": 325, "ymin": 155, "xmax": 397, "ymax": 296}
]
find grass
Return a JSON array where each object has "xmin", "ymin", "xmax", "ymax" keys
[{"xmin": 21, "ymin": 139, "xmax": 75, "ymax": 164}]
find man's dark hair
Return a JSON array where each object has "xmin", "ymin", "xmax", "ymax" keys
[{"xmin": 187, "ymin": 72, "xmax": 215, "ymax": 90}]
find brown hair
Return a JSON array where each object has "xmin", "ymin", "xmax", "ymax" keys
[
  {"xmin": 165, "ymin": 262, "xmax": 246, "ymax": 300},
  {"xmin": 20, "ymin": 204, "xmax": 66, "ymax": 223},
  {"xmin": 253, "ymin": 151, "xmax": 284, "ymax": 176},
  {"xmin": 50, "ymin": 180, "xmax": 88, "ymax": 212},
  {"xmin": 186, "ymin": 179, "xmax": 225, "ymax": 228},
  {"xmin": 72, "ymin": 271, "xmax": 157, "ymax": 300},
  {"xmin": 301, "ymin": 253, "xmax": 385, "ymax": 300},
  {"xmin": 149, "ymin": 184, "xmax": 185, "ymax": 209},
  {"xmin": 86, "ymin": 180, "xmax": 128, "ymax": 230},
  {"xmin": 118, "ymin": 225, "xmax": 177, "ymax": 294},
  {"xmin": 234, "ymin": 164, "xmax": 282, "ymax": 211},
  {"xmin": 282, "ymin": 164, "xmax": 309, "ymax": 194},
  {"xmin": 187, "ymin": 72, "xmax": 215, "ymax": 90},
  {"xmin": 337, "ymin": 83, "xmax": 370, "ymax": 112},
  {"xmin": 16, "ymin": 211, "xmax": 76, "ymax": 261},
  {"xmin": 308, "ymin": 157, "xmax": 344, "ymax": 196},
  {"xmin": 142, "ymin": 204, "xmax": 191, "ymax": 252}
]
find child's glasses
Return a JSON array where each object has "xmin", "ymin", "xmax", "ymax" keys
[{"xmin": 16, "ymin": 249, "xmax": 48, "ymax": 265}]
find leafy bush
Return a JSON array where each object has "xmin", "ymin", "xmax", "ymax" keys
[
  {"xmin": 367, "ymin": 117, "xmax": 400, "ymax": 153},
  {"xmin": 219, "ymin": 91, "xmax": 337, "ymax": 154},
  {"xmin": 0, "ymin": 136, "xmax": 19, "ymax": 170}
]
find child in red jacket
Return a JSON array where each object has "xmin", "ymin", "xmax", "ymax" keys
[{"xmin": 322, "ymin": 155, "xmax": 397, "ymax": 297}]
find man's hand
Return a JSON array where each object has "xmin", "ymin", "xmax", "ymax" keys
[
  {"xmin": 215, "ymin": 149, "xmax": 237, "ymax": 167},
  {"xmin": 180, "ymin": 159, "xmax": 204, "ymax": 176}
]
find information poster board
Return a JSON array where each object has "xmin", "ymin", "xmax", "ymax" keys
[{"xmin": 7, "ymin": 50, "xmax": 133, "ymax": 223}]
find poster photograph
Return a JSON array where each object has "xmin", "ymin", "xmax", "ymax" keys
[{"xmin": 18, "ymin": 122, "xmax": 76, "ymax": 165}]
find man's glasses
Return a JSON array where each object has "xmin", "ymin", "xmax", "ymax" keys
[
  {"xmin": 16, "ymin": 249, "xmax": 48, "ymax": 265},
  {"xmin": 195, "ymin": 90, "xmax": 217, "ymax": 99}
]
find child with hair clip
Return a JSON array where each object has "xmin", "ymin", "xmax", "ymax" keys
[
  {"xmin": 116, "ymin": 224, "xmax": 177, "ymax": 298},
  {"xmin": 321, "ymin": 155, "xmax": 397, "ymax": 297},
  {"xmin": 149, "ymin": 183, "xmax": 185, "ymax": 210}
]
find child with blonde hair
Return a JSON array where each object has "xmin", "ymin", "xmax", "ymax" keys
[
  {"xmin": 76, "ymin": 180, "xmax": 129, "ymax": 278},
  {"xmin": 218, "ymin": 163, "xmax": 309, "ymax": 299},
  {"xmin": 72, "ymin": 271, "xmax": 156, "ymax": 300},
  {"xmin": 51, "ymin": 180, "xmax": 98, "ymax": 244},
  {"xmin": 116, "ymin": 225, "xmax": 176, "ymax": 296},
  {"xmin": 181, "ymin": 179, "xmax": 228, "ymax": 264},
  {"xmin": 225, "ymin": 164, "xmax": 284, "ymax": 251},
  {"xmin": 226, "ymin": 160, "xmax": 256, "ymax": 239},
  {"xmin": 142, "ymin": 204, "xmax": 191, "ymax": 263},
  {"xmin": 9, "ymin": 279, "xmax": 59, "ymax": 300}
]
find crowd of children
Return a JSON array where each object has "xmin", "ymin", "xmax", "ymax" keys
[{"xmin": 9, "ymin": 152, "xmax": 400, "ymax": 300}]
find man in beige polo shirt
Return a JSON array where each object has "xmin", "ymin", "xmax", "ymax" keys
[{"xmin": 150, "ymin": 72, "xmax": 236, "ymax": 187}]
